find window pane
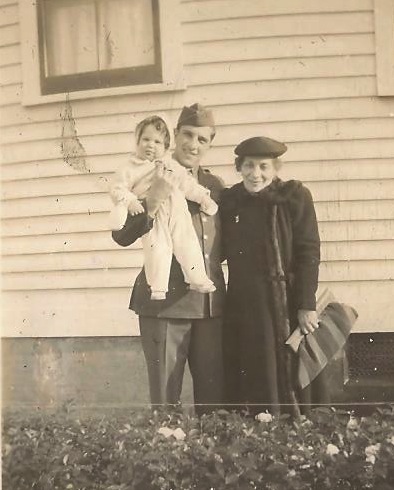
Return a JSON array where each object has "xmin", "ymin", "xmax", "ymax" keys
[
  {"xmin": 97, "ymin": 0, "xmax": 156, "ymax": 70},
  {"xmin": 43, "ymin": 0, "xmax": 98, "ymax": 76}
]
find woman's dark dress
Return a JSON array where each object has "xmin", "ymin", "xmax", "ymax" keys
[{"xmin": 220, "ymin": 178, "xmax": 330, "ymax": 415}]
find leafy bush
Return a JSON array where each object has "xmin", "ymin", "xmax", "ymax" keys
[{"xmin": 3, "ymin": 406, "xmax": 394, "ymax": 490}]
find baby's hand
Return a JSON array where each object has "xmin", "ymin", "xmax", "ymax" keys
[
  {"xmin": 128, "ymin": 200, "xmax": 145, "ymax": 216},
  {"xmin": 200, "ymin": 195, "xmax": 218, "ymax": 216}
]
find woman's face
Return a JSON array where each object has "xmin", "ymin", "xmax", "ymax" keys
[{"xmin": 240, "ymin": 157, "xmax": 277, "ymax": 193}]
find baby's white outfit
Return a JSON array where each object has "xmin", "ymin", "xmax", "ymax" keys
[{"xmin": 109, "ymin": 155, "xmax": 218, "ymax": 299}]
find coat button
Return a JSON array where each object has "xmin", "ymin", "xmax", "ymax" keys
[
  {"xmin": 203, "ymin": 234, "xmax": 208, "ymax": 240},
  {"xmin": 204, "ymin": 253, "xmax": 209, "ymax": 259},
  {"xmin": 202, "ymin": 216, "xmax": 207, "ymax": 223}
]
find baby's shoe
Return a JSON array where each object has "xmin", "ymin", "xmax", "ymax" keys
[
  {"xmin": 109, "ymin": 204, "xmax": 128, "ymax": 231},
  {"xmin": 189, "ymin": 282, "xmax": 216, "ymax": 294},
  {"xmin": 151, "ymin": 290, "xmax": 167, "ymax": 300},
  {"xmin": 200, "ymin": 196, "xmax": 218, "ymax": 216}
]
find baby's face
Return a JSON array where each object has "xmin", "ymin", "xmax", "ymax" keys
[{"xmin": 136, "ymin": 124, "xmax": 166, "ymax": 161}]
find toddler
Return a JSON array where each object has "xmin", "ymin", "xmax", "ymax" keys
[{"xmin": 109, "ymin": 115, "xmax": 218, "ymax": 300}]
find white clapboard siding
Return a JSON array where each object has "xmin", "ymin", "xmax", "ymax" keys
[
  {"xmin": 2, "ymin": 200, "xmax": 394, "ymax": 239},
  {"xmin": 3, "ymin": 240, "xmax": 394, "ymax": 274},
  {"xmin": 184, "ymin": 34, "xmax": 375, "ymax": 64},
  {"xmin": 1, "ymin": 1, "xmax": 393, "ymax": 335},
  {"xmin": 0, "ymin": 76, "xmax": 378, "ymax": 128},
  {"xmin": 4, "ymin": 118, "xmax": 394, "ymax": 165},
  {"xmin": 0, "ymin": 22, "xmax": 19, "ymax": 45},
  {"xmin": 4, "ymin": 96, "xmax": 394, "ymax": 146},
  {"xmin": 5, "ymin": 109, "xmax": 394, "ymax": 151},
  {"xmin": 185, "ymin": 56, "xmax": 375, "ymax": 86},
  {"xmin": 2, "ymin": 260, "xmax": 393, "ymax": 292},
  {"xmin": 0, "ymin": 4, "xmax": 18, "ymax": 27},
  {"xmin": 2, "ymin": 155, "xmax": 394, "ymax": 186},
  {"xmin": 180, "ymin": 0, "xmax": 373, "ymax": 23},
  {"xmin": 2, "ymin": 220, "xmax": 392, "ymax": 258}
]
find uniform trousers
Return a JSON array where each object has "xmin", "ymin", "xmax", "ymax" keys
[{"xmin": 139, "ymin": 316, "xmax": 223, "ymax": 415}]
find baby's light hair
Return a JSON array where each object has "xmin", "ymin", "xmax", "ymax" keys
[{"xmin": 135, "ymin": 116, "xmax": 171, "ymax": 150}]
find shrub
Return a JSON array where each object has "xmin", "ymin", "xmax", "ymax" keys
[{"xmin": 2, "ymin": 406, "xmax": 394, "ymax": 489}]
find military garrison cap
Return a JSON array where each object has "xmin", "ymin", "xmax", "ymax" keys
[
  {"xmin": 177, "ymin": 103, "xmax": 215, "ymax": 128},
  {"xmin": 234, "ymin": 136, "xmax": 287, "ymax": 158}
]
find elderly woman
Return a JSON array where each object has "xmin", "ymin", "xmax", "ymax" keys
[{"xmin": 220, "ymin": 136, "xmax": 330, "ymax": 416}]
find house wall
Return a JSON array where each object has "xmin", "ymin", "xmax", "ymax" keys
[{"xmin": 1, "ymin": 0, "xmax": 394, "ymax": 338}]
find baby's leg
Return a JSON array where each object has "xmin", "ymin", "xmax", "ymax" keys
[
  {"xmin": 168, "ymin": 190, "xmax": 216, "ymax": 293},
  {"xmin": 109, "ymin": 202, "xmax": 128, "ymax": 231},
  {"xmin": 142, "ymin": 202, "xmax": 173, "ymax": 300}
]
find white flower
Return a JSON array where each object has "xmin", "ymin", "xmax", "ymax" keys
[
  {"xmin": 255, "ymin": 412, "xmax": 273, "ymax": 423},
  {"xmin": 158, "ymin": 427, "xmax": 174, "ymax": 438},
  {"xmin": 346, "ymin": 417, "xmax": 358, "ymax": 430},
  {"xmin": 365, "ymin": 443, "xmax": 381, "ymax": 464},
  {"xmin": 158, "ymin": 426, "xmax": 186, "ymax": 441},
  {"xmin": 287, "ymin": 470, "xmax": 296, "ymax": 477},
  {"xmin": 326, "ymin": 444, "xmax": 340, "ymax": 456},
  {"xmin": 172, "ymin": 428, "xmax": 186, "ymax": 441}
]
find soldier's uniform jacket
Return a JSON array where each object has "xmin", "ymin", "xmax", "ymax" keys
[{"xmin": 112, "ymin": 167, "xmax": 226, "ymax": 319}]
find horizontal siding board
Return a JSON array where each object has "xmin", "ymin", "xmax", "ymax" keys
[
  {"xmin": 0, "ymin": 4, "xmax": 18, "ymax": 27},
  {"xmin": 2, "ymin": 249, "xmax": 143, "ymax": 273},
  {"xmin": 2, "ymin": 200, "xmax": 393, "ymax": 238},
  {"xmin": 220, "ymin": 159, "xmax": 394, "ymax": 187},
  {"xmin": 2, "ymin": 220, "xmax": 392, "ymax": 256},
  {"xmin": 0, "ymin": 76, "xmax": 377, "ymax": 128},
  {"xmin": 3, "ymin": 155, "xmax": 394, "ymax": 186},
  {"xmin": 0, "ymin": 21, "xmax": 19, "ymax": 46},
  {"xmin": 5, "ymin": 117, "xmax": 394, "ymax": 165},
  {"xmin": 4, "ymin": 96, "xmax": 394, "ymax": 145},
  {"xmin": 322, "ymin": 240, "xmax": 394, "ymax": 261},
  {"xmin": 203, "ymin": 140, "xmax": 394, "ymax": 166},
  {"xmin": 0, "ymin": 83, "xmax": 21, "ymax": 106},
  {"xmin": 185, "ymin": 33, "xmax": 375, "ymax": 64},
  {"xmin": 0, "ymin": 63, "xmax": 21, "ymax": 85},
  {"xmin": 0, "ymin": 43, "xmax": 20, "ymax": 66},
  {"xmin": 185, "ymin": 55, "xmax": 375, "ymax": 86},
  {"xmin": 3, "ymin": 240, "xmax": 394, "ymax": 274},
  {"xmin": 1, "ymin": 231, "xmax": 119, "ymax": 255},
  {"xmin": 183, "ymin": 13, "xmax": 374, "ymax": 43},
  {"xmin": 181, "ymin": 0, "xmax": 373, "ymax": 23},
  {"xmin": 2, "ymin": 260, "xmax": 393, "ymax": 291},
  {"xmin": 2, "ymin": 168, "xmax": 393, "ymax": 200}
]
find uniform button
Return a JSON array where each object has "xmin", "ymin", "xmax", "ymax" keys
[
  {"xmin": 203, "ymin": 234, "xmax": 208, "ymax": 240},
  {"xmin": 239, "ymin": 251, "xmax": 243, "ymax": 254},
  {"xmin": 204, "ymin": 253, "xmax": 209, "ymax": 258},
  {"xmin": 202, "ymin": 216, "xmax": 207, "ymax": 222}
]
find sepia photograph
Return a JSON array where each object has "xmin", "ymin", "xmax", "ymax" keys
[{"xmin": 1, "ymin": 0, "xmax": 394, "ymax": 488}]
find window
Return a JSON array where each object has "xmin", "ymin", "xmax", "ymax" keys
[
  {"xmin": 374, "ymin": 0, "xmax": 394, "ymax": 96},
  {"xmin": 20, "ymin": 0, "xmax": 184, "ymax": 105},
  {"xmin": 37, "ymin": 0, "xmax": 162, "ymax": 94}
]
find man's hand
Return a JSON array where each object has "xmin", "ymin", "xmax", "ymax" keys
[
  {"xmin": 145, "ymin": 164, "xmax": 177, "ymax": 217},
  {"xmin": 297, "ymin": 309, "xmax": 319, "ymax": 335}
]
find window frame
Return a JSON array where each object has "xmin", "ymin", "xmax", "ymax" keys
[
  {"xmin": 374, "ymin": 0, "xmax": 394, "ymax": 96},
  {"xmin": 20, "ymin": 0, "xmax": 185, "ymax": 106}
]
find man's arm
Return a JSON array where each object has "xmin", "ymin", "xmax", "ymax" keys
[{"xmin": 111, "ymin": 201, "xmax": 154, "ymax": 247}]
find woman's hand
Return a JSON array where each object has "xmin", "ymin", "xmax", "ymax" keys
[{"xmin": 297, "ymin": 309, "xmax": 319, "ymax": 335}]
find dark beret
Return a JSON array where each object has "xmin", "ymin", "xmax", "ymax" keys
[
  {"xmin": 234, "ymin": 136, "xmax": 287, "ymax": 158},
  {"xmin": 177, "ymin": 103, "xmax": 215, "ymax": 128}
]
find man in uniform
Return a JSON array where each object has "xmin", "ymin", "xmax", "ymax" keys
[{"xmin": 112, "ymin": 103, "xmax": 225, "ymax": 415}]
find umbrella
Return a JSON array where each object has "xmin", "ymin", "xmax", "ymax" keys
[{"xmin": 286, "ymin": 289, "xmax": 358, "ymax": 390}]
